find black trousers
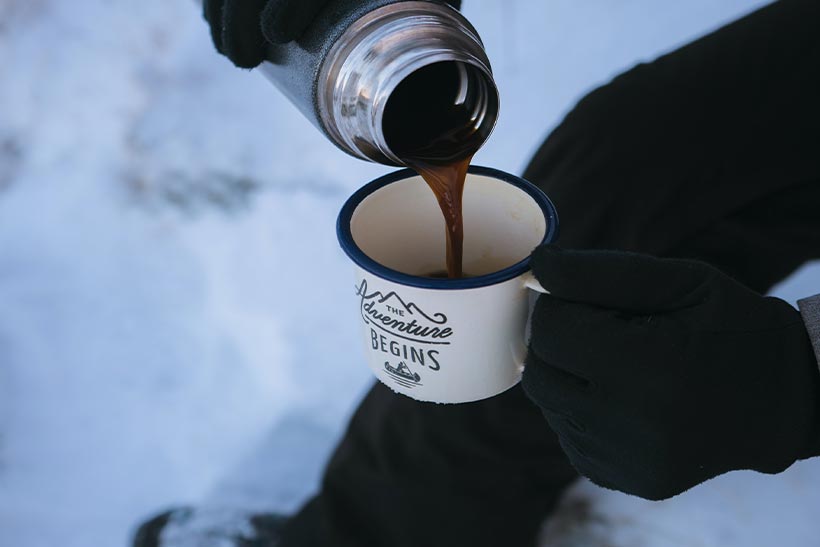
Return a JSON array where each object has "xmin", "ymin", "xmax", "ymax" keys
[{"xmin": 281, "ymin": 1, "xmax": 820, "ymax": 545}]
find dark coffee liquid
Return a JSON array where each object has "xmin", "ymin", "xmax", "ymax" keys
[
  {"xmin": 408, "ymin": 157, "xmax": 472, "ymax": 278},
  {"xmin": 383, "ymin": 61, "xmax": 493, "ymax": 279}
]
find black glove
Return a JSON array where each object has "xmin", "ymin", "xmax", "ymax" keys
[
  {"xmin": 203, "ymin": 0, "xmax": 462, "ymax": 69},
  {"xmin": 202, "ymin": 0, "xmax": 327, "ymax": 68},
  {"xmin": 522, "ymin": 245, "xmax": 820, "ymax": 500}
]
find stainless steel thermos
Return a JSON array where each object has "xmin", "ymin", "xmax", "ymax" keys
[{"xmin": 245, "ymin": 0, "xmax": 499, "ymax": 165}]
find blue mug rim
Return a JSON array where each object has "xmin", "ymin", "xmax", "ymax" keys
[{"xmin": 336, "ymin": 165, "xmax": 559, "ymax": 290}]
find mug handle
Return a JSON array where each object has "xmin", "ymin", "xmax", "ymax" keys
[
  {"xmin": 521, "ymin": 270, "xmax": 549, "ymax": 294},
  {"xmin": 515, "ymin": 271, "xmax": 549, "ymax": 372}
]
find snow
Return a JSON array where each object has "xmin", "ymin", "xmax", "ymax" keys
[{"xmin": 1, "ymin": 0, "xmax": 818, "ymax": 546}]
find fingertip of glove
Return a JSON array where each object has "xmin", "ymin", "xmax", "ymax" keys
[
  {"xmin": 230, "ymin": 55, "xmax": 266, "ymax": 70},
  {"xmin": 261, "ymin": 0, "xmax": 330, "ymax": 44},
  {"xmin": 260, "ymin": 4, "xmax": 293, "ymax": 44},
  {"xmin": 219, "ymin": 28, "xmax": 266, "ymax": 68}
]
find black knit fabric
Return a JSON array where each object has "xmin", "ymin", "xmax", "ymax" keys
[
  {"xmin": 524, "ymin": 246, "xmax": 820, "ymax": 500},
  {"xmin": 260, "ymin": 0, "xmax": 334, "ymax": 44},
  {"xmin": 203, "ymin": 0, "xmax": 270, "ymax": 68},
  {"xmin": 204, "ymin": 0, "xmax": 463, "ymax": 69}
]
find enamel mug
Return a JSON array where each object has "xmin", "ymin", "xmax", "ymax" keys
[{"xmin": 337, "ymin": 166, "xmax": 558, "ymax": 404}]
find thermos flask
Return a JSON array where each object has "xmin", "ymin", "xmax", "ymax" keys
[{"xmin": 214, "ymin": 0, "xmax": 500, "ymax": 165}]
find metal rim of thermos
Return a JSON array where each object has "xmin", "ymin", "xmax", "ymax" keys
[{"xmin": 317, "ymin": 1, "xmax": 500, "ymax": 165}]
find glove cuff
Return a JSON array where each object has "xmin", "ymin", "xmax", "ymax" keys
[
  {"xmin": 798, "ymin": 294, "xmax": 820, "ymax": 372},
  {"xmin": 798, "ymin": 294, "xmax": 820, "ymax": 459}
]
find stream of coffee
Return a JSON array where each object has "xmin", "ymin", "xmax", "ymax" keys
[
  {"xmin": 383, "ymin": 61, "xmax": 485, "ymax": 279},
  {"xmin": 405, "ymin": 157, "xmax": 472, "ymax": 278}
]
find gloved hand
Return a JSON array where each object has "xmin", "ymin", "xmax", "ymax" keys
[
  {"xmin": 522, "ymin": 245, "xmax": 820, "ymax": 500},
  {"xmin": 203, "ymin": 0, "xmax": 463, "ymax": 69}
]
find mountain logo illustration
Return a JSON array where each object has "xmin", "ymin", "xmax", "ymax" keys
[
  {"xmin": 355, "ymin": 279, "xmax": 453, "ymax": 345},
  {"xmin": 384, "ymin": 361, "xmax": 422, "ymax": 389}
]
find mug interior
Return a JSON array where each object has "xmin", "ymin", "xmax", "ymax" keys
[{"xmin": 349, "ymin": 171, "xmax": 549, "ymax": 279}]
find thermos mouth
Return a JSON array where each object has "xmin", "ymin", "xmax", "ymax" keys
[
  {"xmin": 381, "ymin": 59, "xmax": 499, "ymax": 165},
  {"xmin": 318, "ymin": 2, "xmax": 500, "ymax": 166}
]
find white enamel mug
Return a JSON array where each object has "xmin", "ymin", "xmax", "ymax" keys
[{"xmin": 337, "ymin": 166, "xmax": 558, "ymax": 404}]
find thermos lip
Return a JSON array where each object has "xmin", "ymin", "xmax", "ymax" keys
[{"xmin": 318, "ymin": 1, "xmax": 500, "ymax": 166}]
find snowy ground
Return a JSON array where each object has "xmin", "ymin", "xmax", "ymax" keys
[{"xmin": 1, "ymin": 0, "xmax": 819, "ymax": 546}]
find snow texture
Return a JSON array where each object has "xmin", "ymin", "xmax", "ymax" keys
[
  {"xmin": 156, "ymin": 508, "xmax": 269, "ymax": 547},
  {"xmin": 0, "ymin": 0, "xmax": 818, "ymax": 546}
]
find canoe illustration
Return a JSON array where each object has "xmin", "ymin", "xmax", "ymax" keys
[{"xmin": 384, "ymin": 361, "xmax": 421, "ymax": 383}]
